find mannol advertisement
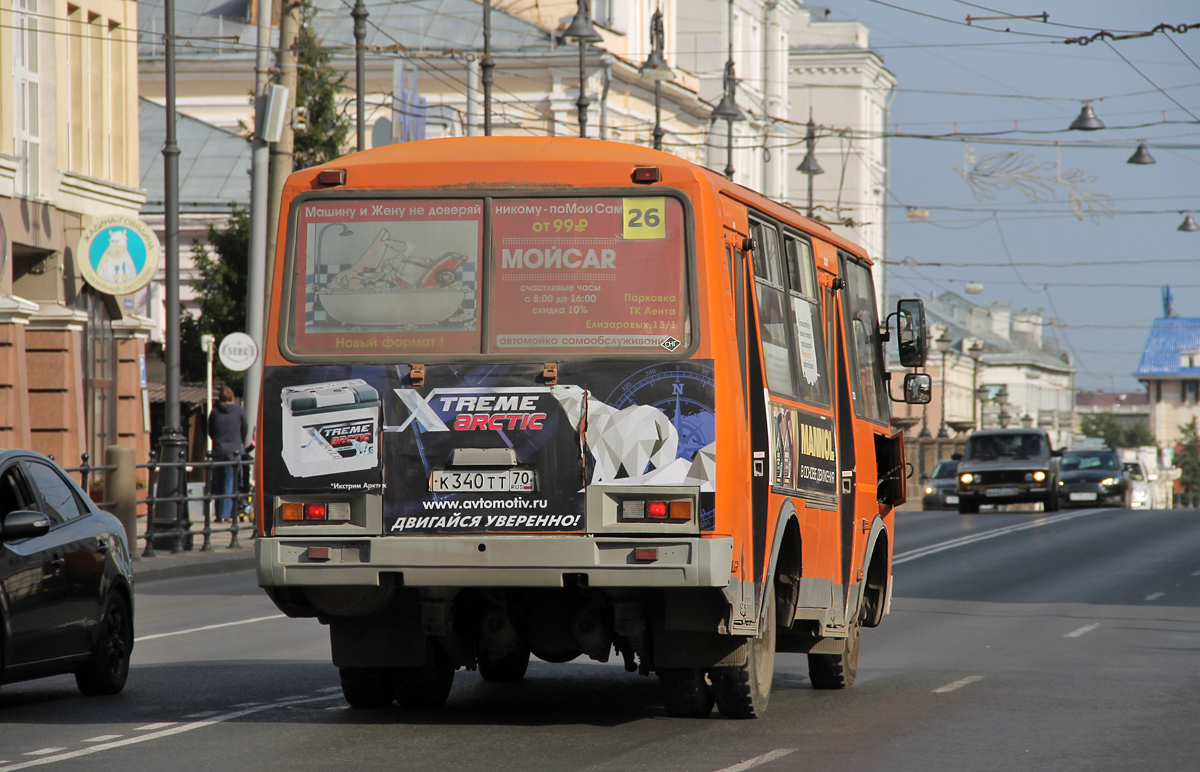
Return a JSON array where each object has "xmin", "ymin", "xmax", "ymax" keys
[{"xmin": 261, "ymin": 362, "xmax": 717, "ymax": 534}]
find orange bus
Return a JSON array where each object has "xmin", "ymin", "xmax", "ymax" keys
[{"xmin": 255, "ymin": 137, "xmax": 930, "ymax": 718}]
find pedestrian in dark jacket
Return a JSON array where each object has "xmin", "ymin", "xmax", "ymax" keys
[{"xmin": 209, "ymin": 386, "xmax": 248, "ymax": 522}]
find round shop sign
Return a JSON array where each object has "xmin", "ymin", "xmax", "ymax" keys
[
  {"xmin": 219, "ymin": 332, "xmax": 258, "ymax": 372},
  {"xmin": 76, "ymin": 215, "xmax": 161, "ymax": 295}
]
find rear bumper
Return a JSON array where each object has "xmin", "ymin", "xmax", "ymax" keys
[{"xmin": 256, "ymin": 534, "xmax": 735, "ymax": 589}]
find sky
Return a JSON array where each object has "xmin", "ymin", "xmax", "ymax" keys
[{"xmin": 818, "ymin": 0, "xmax": 1199, "ymax": 392}]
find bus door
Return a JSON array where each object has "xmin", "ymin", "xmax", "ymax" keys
[
  {"xmin": 820, "ymin": 264, "xmax": 850, "ymax": 631},
  {"xmin": 722, "ymin": 223, "xmax": 769, "ymax": 633},
  {"xmin": 837, "ymin": 252, "xmax": 891, "ymax": 627}
]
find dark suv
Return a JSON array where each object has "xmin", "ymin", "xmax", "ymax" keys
[{"xmin": 955, "ymin": 429, "xmax": 1061, "ymax": 514}]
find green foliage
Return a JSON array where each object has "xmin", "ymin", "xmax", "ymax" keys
[
  {"xmin": 1176, "ymin": 418, "xmax": 1200, "ymax": 493},
  {"xmin": 181, "ymin": 205, "xmax": 252, "ymax": 389},
  {"xmin": 1079, "ymin": 413, "xmax": 1154, "ymax": 449},
  {"xmin": 292, "ymin": 2, "xmax": 350, "ymax": 170}
]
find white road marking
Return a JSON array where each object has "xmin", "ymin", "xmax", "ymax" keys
[
  {"xmin": 22, "ymin": 750, "xmax": 65, "ymax": 757},
  {"xmin": 134, "ymin": 614, "xmax": 286, "ymax": 643},
  {"xmin": 232, "ymin": 702, "xmax": 265, "ymax": 708},
  {"xmin": 895, "ymin": 510, "xmax": 1102, "ymax": 564},
  {"xmin": 82, "ymin": 736, "xmax": 122, "ymax": 743},
  {"xmin": 1065, "ymin": 623, "xmax": 1100, "ymax": 638},
  {"xmin": 276, "ymin": 695, "xmax": 308, "ymax": 701},
  {"xmin": 181, "ymin": 711, "xmax": 220, "ymax": 719},
  {"xmin": 0, "ymin": 694, "xmax": 343, "ymax": 772},
  {"xmin": 134, "ymin": 723, "xmax": 175, "ymax": 732},
  {"xmin": 713, "ymin": 749, "xmax": 797, "ymax": 772},
  {"xmin": 1145, "ymin": 592, "xmax": 1165, "ymax": 601},
  {"xmin": 317, "ymin": 686, "xmax": 343, "ymax": 693},
  {"xmin": 933, "ymin": 675, "xmax": 985, "ymax": 693}
]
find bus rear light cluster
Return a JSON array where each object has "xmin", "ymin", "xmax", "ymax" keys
[
  {"xmin": 280, "ymin": 502, "xmax": 352, "ymax": 522},
  {"xmin": 621, "ymin": 499, "xmax": 692, "ymax": 521}
]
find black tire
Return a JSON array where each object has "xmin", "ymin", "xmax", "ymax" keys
[
  {"xmin": 710, "ymin": 591, "xmax": 776, "ymax": 719},
  {"xmin": 394, "ymin": 647, "xmax": 455, "ymax": 708},
  {"xmin": 958, "ymin": 498, "xmax": 980, "ymax": 514},
  {"xmin": 658, "ymin": 668, "xmax": 714, "ymax": 718},
  {"xmin": 75, "ymin": 592, "xmax": 133, "ymax": 696},
  {"xmin": 340, "ymin": 667, "xmax": 395, "ymax": 708},
  {"xmin": 478, "ymin": 644, "xmax": 530, "ymax": 683},
  {"xmin": 808, "ymin": 611, "xmax": 860, "ymax": 690}
]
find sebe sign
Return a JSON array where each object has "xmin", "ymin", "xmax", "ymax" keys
[{"xmin": 219, "ymin": 332, "xmax": 258, "ymax": 372}]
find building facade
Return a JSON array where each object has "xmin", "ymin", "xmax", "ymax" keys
[
  {"xmin": 1, "ymin": 0, "xmax": 153, "ymax": 466},
  {"xmin": 891, "ymin": 291, "xmax": 1076, "ymax": 450},
  {"xmin": 1134, "ymin": 317, "xmax": 1200, "ymax": 451}
]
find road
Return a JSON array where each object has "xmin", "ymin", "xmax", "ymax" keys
[{"xmin": 3, "ymin": 507, "xmax": 1199, "ymax": 771}]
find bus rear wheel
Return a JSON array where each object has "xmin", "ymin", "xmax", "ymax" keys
[
  {"xmin": 808, "ymin": 611, "xmax": 860, "ymax": 689},
  {"xmin": 658, "ymin": 668, "xmax": 714, "ymax": 718},
  {"xmin": 478, "ymin": 644, "xmax": 530, "ymax": 683},
  {"xmin": 393, "ymin": 647, "xmax": 455, "ymax": 708},
  {"xmin": 710, "ymin": 592, "xmax": 776, "ymax": 719},
  {"xmin": 340, "ymin": 667, "xmax": 395, "ymax": 708}
]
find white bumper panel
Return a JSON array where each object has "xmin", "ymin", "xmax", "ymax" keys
[{"xmin": 257, "ymin": 535, "xmax": 734, "ymax": 589}]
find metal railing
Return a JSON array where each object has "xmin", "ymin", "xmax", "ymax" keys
[{"xmin": 63, "ymin": 447, "xmax": 253, "ymax": 558}]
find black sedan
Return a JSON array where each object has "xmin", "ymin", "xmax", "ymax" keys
[
  {"xmin": 922, "ymin": 458, "xmax": 960, "ymax": 510},
  {"xmin": 1058, "ymin": 448, "xmax": 1129, "ymax": 508},
  {"xmin": 1, "ymin": 449, "xmax": 134, "ymax": 695}
]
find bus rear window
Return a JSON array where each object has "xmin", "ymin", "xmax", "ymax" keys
[
  {"xmin": 489, "ymin": 196, "xmax": 688, "ymax": 353},
  {"xmin": 285, "ymin": 195, "xmax": 689, "ymax": 358},
  {"xmin": 289, "ymin": 198, "xmax": 484, "ymax": 356}
]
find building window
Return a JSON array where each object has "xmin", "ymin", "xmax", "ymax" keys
[{"xmin": 15, "ymin": 0, "xmax": 41, "ymax": 197}]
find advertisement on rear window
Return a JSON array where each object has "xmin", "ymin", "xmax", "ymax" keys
[
  {"xmin": 489, "ymin": 197, "xmax": 688, "ymax": 353},
  {"xmin": 289, "ymin": 198, "xmax": 483, "ymax": 355}
]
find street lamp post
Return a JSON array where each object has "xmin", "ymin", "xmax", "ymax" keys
[
  {"xmin": 351, "ymin": 0, "xmax": 368, "ymax": 151},
  {"xmin": 936, "ymin": 334, "xmax": 951, "ymax": 438},
  {"xmin": 563, "ymin": 0, "xmax": 601, "ymax": 139},
  {"xmin": 639, "ymin": 7, "xmax": 673, "ymax": 151},
  {"xmin": 996, "ymin": 385, "xmax": 1012, "ymax": 428},
  {"xmin": 967, "ymin": 340, "xmax": 983, "ymax": 430},
  {"xmin": 796, "ymin": 115, "xmax": 823, "ymax": 218}
]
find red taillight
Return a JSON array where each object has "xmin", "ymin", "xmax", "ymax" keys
[
  {"xmin": 632, "ymin": 166, "xmax": 661, "ymax": 184},
  {"xmin": 634, "ymin": 547, "xmax": 658, "ymax": 561},
  {"xmin": 316, "ymin": 169, "xmax": 346, "ymax": 186},
  {"xmin": 646, "ymin": 501, "xmax": 668, "ymax": 519},
  {"xmin": 304, "ymin": 503, "xmax": 328, "ymax": 521}
]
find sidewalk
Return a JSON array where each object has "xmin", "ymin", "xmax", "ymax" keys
[{"xmin": 130, "ymin": 521, "xmax": 258, "ymax": 584}]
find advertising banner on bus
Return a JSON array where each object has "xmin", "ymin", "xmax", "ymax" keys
[
  {"xmin": 488, "ymin": 196, "xmax": 687, "ymax": 353},
  {"xmin": 261, "ymin": 360, "xmax": 717, "ymax": 533}
]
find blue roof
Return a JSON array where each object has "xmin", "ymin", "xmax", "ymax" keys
[{"xmin": 1133, "ymin": 318, "xmax": 1200, "ymax": 377}]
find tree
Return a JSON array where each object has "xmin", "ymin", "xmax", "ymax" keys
[
  {"xmin": 292, "ymin": 2, "xmax": 351, "ymax": 171},
  {"xmin": 182, "ymin": 6, "xmax": 352, "ymax": 387},
  {"xmin": 181, "ymin": 205, "xmax": 252, "ymax": 388},
  {"xmin": 1079, "ymin": 413, "xmax": 1154, "ymax": 449},
  {"xmin": 1176, "ymin": 418, "xmax": 1200, "ymax": 494}
]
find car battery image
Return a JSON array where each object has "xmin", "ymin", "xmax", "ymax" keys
[{"xmin": 281, "ymin": 379, "xmax": 380, "ymax": 478}]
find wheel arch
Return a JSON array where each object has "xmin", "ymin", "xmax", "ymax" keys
[
  {"xmin": 764, "ymin": 499, "xmax": 802, "ymax": 627},
  {"xmin": 856, "ymin": 516, "xmax": 891, "ymax": 628}
]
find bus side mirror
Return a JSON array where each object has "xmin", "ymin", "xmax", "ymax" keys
[
  {"xmin": 903, "ymin": 373, "xmax": 932, "ymax": 404},
  {"xmin": 896, "ymin": 298, "xmax": 927, "ymax": 368}
]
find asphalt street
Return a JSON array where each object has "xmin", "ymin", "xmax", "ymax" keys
[{"xmin": 3, "ymin": 507, "xmax": 1199, "ymax": 772}]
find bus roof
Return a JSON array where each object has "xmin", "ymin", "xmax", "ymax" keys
[{"xmin": 290, "ymin": 137, "xmax": 872, "ymax": 262}]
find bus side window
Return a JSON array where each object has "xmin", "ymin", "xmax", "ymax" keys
[
  {"xmin": 840, "ymin": 257, "xmax": 889, "ymax": 423},
  {"xmin": 749, "ymin": 219, "xmax": 796, "ymax": 397},
  {"xmin": 784, "ymin": 235, "xmax": 829, "ymax": 406}
]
